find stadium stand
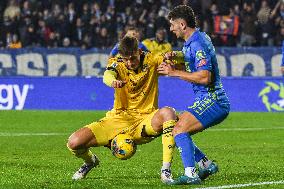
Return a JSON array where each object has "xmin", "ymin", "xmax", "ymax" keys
[{"xmin": 0, "ymin": 0, "xmax": 283, "ymax": 49}]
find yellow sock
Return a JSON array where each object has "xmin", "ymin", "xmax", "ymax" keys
[
  {"xmin": 67, "ymin": 145, "xmax": 93, "ymax": 164},
  {"xmin": 162, "ymin": 120, "xmax": 176, "ymax": 165}
]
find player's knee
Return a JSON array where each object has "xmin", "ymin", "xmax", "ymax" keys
[
  {"xmin": 67, "ymin": 134, "xmax": 81, "ymax": 150},
  {"xmin": 159, "ymin": 106, "xmax": 176, "ymax": 121}
]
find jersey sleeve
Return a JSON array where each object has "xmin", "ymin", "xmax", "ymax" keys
[
  {"xmin": 139, "ymin": 42, "xmax": 149, "ymax": 52},
  {"xmin": 191, "ymin": 41, "xmax": 212, "ymax": 72},
  {"xmin": 152, "ymin": 53, "xmax": 165, "ymax": 66},
  {"xmin": 107, "ymin": 57, "xmax": 121, "ymax": 74},
  {"xmin": 103, "ymin": 69, "xmax": 117, "ymax": 87}
]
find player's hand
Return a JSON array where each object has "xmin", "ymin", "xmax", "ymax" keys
[
  {"xmin": 157, "ymin": 63, "xmax": 175, "ymax": 76},
  {"xmin": 164, "ymin": 51, "xmax": 177, "ymax": 60},
  {"xmin": 281, "ymin": 66, "xmax": 284, "ymax": 74},
  {"xmin": 112, "ymin": 80, "xmax": 127, "ymax": 88}
]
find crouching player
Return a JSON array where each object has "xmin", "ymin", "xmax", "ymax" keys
[
  {"xmin": 67, "ymin": 36, "xmax": 178, "ymax": 183},
  {"xmin": 157, "ymin": 5, "xmax": 230, "ymax": 185}
]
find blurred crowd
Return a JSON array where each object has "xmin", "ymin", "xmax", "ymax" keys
[{"xmin": 0, "ymin": 0, "xmax": 284, "ymax": 49}]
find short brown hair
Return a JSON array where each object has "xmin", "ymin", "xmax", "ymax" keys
[
  {"xmin": 168, "ymin": 5, "xmax": 196, "ymax": 28},
  {"xmin": 118, "ymin": 36, "xmax": 139, "ymax": 57}
]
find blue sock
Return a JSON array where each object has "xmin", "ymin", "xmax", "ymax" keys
[
  {"xmin": 174, "ymin": 133, "xmax": 195, "ymax": 168},
  {"xmin": 194, "ymin": 143, "xmax": 206, "ymax": 162}
]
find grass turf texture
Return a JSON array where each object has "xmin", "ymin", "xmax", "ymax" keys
[{"xmin": 0, "ymin": 111, "xmax": 283, "ymax": 189}]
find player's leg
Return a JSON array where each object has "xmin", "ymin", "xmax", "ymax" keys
[
  {"xmin": 170, "ymin": 100, "xmax": 229, "ymax": 185},
  {"xmin": 171, "ymin": 111, "xmax": 203, "ymax": 185},
  {"xmin": 67, "ymin": 112, "xmax": 127, "ymax": 180},
  {"xmin": 149, "ymin": 107, "xmax": 177, "ymax": 183},
  {"xmin": 67, "ymin": 127, "xmax": 100, "ymax": 180}
]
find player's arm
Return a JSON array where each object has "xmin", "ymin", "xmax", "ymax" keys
[
  {"xmin": 158, "ymin": 44, "xmax": 212, "ymax": 85},
  {"xmin": 163, "ymin": 51, "xmax": 184, "ymax": 65},
  {"xmin": 154, "ymin": 51, "xmax": 184, "ymax": 68},
  {"xmin": 157, "ymin": 64, "xmax": 212, "ymax": 85},
  {"xmin": 103, "ymin": 61, "xmax": 126, "ymax": 88}
]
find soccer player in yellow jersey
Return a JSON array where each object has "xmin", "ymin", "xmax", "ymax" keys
[
  {"xmin": 142, "ymin": 27, "xmax": 172, "ymax": 54},
  {"xmin": 67, "ymin": 36, "xmax": 178, "ymax": 184}
]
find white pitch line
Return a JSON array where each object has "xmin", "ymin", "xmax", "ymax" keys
[
  {"xmin": 196, "ymin": 180, "xmax": 284, "ymax": 189},
  {"xmin": 0, "ymin": 132, "xmax": 68, "ymax": 136}
]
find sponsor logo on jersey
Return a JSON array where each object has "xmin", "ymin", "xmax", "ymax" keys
[{"xmin": 197, "ymin": 59, "xmax": 207, "ymax": 67}]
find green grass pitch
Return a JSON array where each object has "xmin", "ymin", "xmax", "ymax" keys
[{"xmin": 0, "ymin": 111, "xmax": 283, "ymax": 189}]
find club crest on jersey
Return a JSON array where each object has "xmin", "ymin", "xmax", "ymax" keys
[
  {"xmin": 196, "ymin": 50, "xmax": 206, "ymax": 60},
  {"xmin": 110, "ymin": 62, "xmax": 118, "ymax": 68}
]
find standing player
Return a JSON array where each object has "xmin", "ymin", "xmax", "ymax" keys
[
  {"xmin": 142, "ymin": 27, "xmax": 172, "ymax": 54},
  {"xmin": 158, "ymin": 5, "xmax": 230, "ymax": 185},
  {"xmin": 67, "ymin": 36, "xmax": 178, "ymax": 183},
  {"xmin": 109, "ymin": 26, "xmax": 148, "ymax": 58}
]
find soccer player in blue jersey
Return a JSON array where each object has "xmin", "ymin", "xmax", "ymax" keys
[
  {"xmin": 109, "ymin": 26, "xmax": 148, "ymax": 58},
  {"xmin": 158, "ymin": 5, "xmax": 230, "ymax": 185}
]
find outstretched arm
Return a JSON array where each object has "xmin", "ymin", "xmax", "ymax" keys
[
  {"xmin": 157, "ymin": 63, "xmax": 212, "ymax": 85},
  {"xmin": 103, "ymin": 69, "xmax": 127, "ymax": 88}
]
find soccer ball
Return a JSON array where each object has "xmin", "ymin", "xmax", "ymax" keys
[{"xmin": 111, "ymin": 134, "xmax": 137, "ymax": 160}]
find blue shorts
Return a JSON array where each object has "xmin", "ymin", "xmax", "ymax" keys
[{"xmin": 187, "ymin": 95, "xmax": 230, "ymax": 129}]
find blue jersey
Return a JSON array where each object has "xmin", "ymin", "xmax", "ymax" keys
[
  {"xmin": 183, "ymin": 30, "xmax": 230, "ymax": 128},
  {"xmin": 110, "ymin": 42, "xmax": 149, "ymax": 56},
  {"xmin": 182, "ymin": 30, "xmax": 228, "ymax": 103}
]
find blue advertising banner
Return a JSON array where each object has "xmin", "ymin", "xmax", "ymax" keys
[
  {"xmin": 0, "ymin": 77, "xmax": 283, "ymax": 112},
  {"xmin": 0, "ymin": 47, "xmax": 282, "ymax": 77}
]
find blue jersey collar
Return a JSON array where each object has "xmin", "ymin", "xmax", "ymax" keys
[{"xmin": 184, "ymin": 28, "xmax": 199, "ymax": 46}]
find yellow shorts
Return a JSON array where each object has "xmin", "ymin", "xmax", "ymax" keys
[{"xmin": 85, "ymin": 110, "xmax": 160, "ymax": 146}]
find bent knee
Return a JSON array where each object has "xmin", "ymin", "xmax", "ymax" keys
[
  {"xmin": 67, "ymin": 134, "xmax": 81, "ymax": 150},
  {"xmin": 159, "ymin": 106, "xmax": 177, "ymax": 120}
]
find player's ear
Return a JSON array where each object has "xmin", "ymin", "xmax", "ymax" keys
[{"xmin": 181, "ymin": 21, "xmax": 186, "ymax": 31}]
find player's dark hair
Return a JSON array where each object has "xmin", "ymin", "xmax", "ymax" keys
[
  {"xmin": 118, "ymin": 36, "xmax": 139, "ymax": 57},
  {"xmin": 168, "ymin": 5, "xmax": 196, "ymax": 28},
  {"xmin": 125, "ymin": 26, "xmax": 139, "ymax": 32}
]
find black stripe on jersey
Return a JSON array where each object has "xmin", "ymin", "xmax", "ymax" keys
[
  {"xmin": 140, "ymin": 52, "xmax": 146, "ymax": 64},
  {"xmin": 162, "ymin": 125, "xmax": 174, "ymax": 135},
  {"xmin": 132, "ymin": 52, "xmax": 146, "ymax": 73},
  {"xmin": 106, "ymin": 67, "xmax": 118, "ymax": 74}
]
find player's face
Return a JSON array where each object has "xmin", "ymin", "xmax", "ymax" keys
[
  {"xmin": 156, "ymin": 30, "xmax": 165, "ymax": 42},
  {"xmin": 121, "ymin": 51, "xmax": 141, "ymax": 70},
  {"xmin": 125, "ymin": 30, "xmax": 140, "ymax": 40},
  {"xmin": 169, "ymin": 18, "xmax": 184, "ymax": 39}
]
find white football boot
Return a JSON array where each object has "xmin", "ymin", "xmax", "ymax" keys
[
  {"xmin": 72, "ymin": 154, "xmax": 100, "ymax": 180},
  {"xmin": 161, "ymin": 169, "xmax": 174, "ymax": 184}
]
